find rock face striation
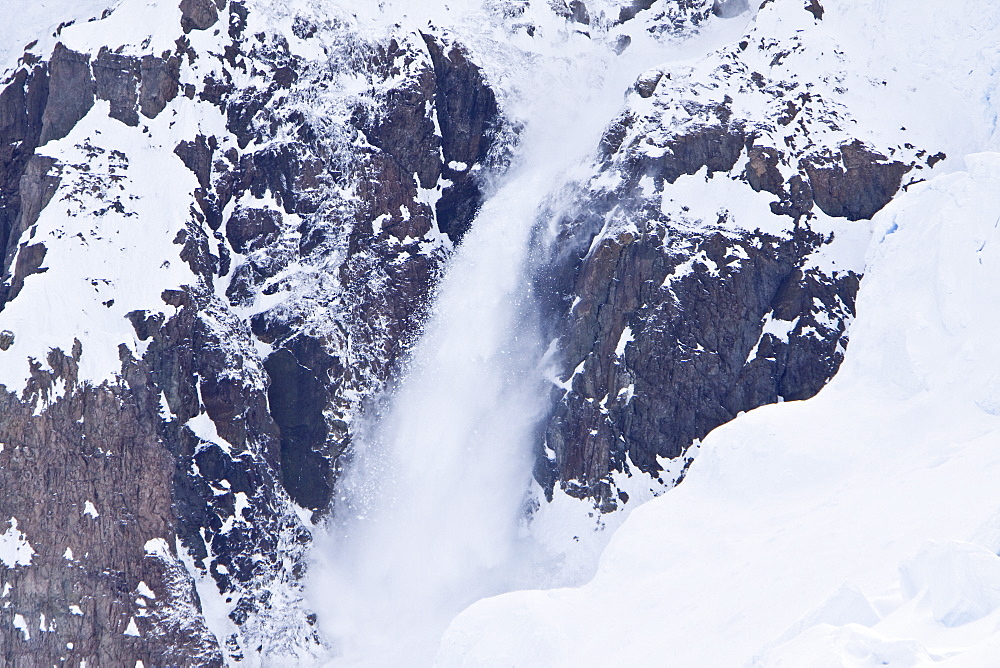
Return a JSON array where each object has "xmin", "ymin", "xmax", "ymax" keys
[{"xmin": 0, "ymin": 0, "xmax": 944, "ymax": 663}]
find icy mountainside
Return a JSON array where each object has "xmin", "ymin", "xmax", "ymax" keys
[
  {"xmin": 438, "ymin": 152, "xmax": 1000, "ymax": 665},
  {"xmin": 0, "ymin": 0, "xmax": 993, "ymax": 665}
]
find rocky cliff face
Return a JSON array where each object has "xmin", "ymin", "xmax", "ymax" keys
[
  {"xmin": 0, "ymin": 0, "xmax": 946, "ymax": 663},
  {"xmin": 532, "ymin": 0, "xmax": 939, "ymax": 508},
  {"xmin": 0, "ymin": 0, "xmax": 506, "ymax": 664}
]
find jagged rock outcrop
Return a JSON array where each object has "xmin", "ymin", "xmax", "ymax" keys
[
  {"xmin": 0, "ymin": 352, "xmax": 225, "ymax": 666},
  {"xmin": 533, "ymin": 1, "xmax": 943, "ymax": 507},
  {"xmin": 39, "ymin": 44, "xmax": 94, "ymax": 145},
  {"xmin": 0, "ymin": 0, "xmax": 507, "ymax": 663}
]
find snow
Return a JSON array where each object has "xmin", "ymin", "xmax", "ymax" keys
[
  {"xmin": 0, "ymin": 518, "xmax": 35, "ymax": 568},
  {"xmin": 136, "ymin": 581, "xmax": 156, "ymax": 599},
  {"xmin": 123, "ymin": 616, "xmax": 140, "ymax": 637},
  {"xmin": 12, "ymin": 613, "xmax": 29, "ymax": 641},
  {"xmin": 58, "ymin": 0, "xmax": 185, "ymax": 61},
  {"xmin": 143, "ymin": 537, "xmax": 170, "ymax": 557},
  {"xmin": 82, "ymin": 501, "xmax": 99, "ymax": 519},
  {"xmin": 436, "ymin": 154, "xmax": 1000, "ymax": 665},
  {"xmin": 613, "ymin": 326, "xmax": 632, "ymax": 358}
]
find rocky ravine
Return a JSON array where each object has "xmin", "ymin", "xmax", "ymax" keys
[{"xmin": 0, "ymin": 0, "xmax": 941, "ymax": 664}]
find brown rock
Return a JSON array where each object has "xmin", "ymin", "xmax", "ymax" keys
[
  {"xmin": 803, "ymin": 140, "xmax": 909, "ymax": 221},
  {"xmin": 39, "ymin": 43, "xmax": 94, "ymax": 145},
  {"xmin": 93, "ymin": 48, "xmax": 141, "ymax": 127},
  {"xmin": 139, "ymin": 55, "xmax": 181, "ymax": 119},
  {"xmin": 225, "ymin": 206, "xmax": 281, "ymax": 254},
  {"xmin": 180, "ymin": 0, "xmax": 219, "ymax": 33}
]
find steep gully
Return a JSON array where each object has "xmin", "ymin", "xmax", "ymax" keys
[{"xmin": 306, "ymin": 13, "xmax": 731, "ymax": 663}]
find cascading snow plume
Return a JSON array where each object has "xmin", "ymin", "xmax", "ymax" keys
[
  {"xmin": 305, "ymin": 1, "xmax": 757, "ymax": 664},
  {"xmin": 309, "ymin": 160, "xmax": 553, "ymax": 666}
]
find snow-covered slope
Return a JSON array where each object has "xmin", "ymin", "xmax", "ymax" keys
[
  {"xmin": 436, "ymin": 154, "xmax": 1000, "ymax": 665},
  {"xmin": 2, "ymin": 0, "xmax": 999, "ymax": 665},
  {"xmin": 0, "ymin": 0, "xmax": 118, "ymax": 75}
]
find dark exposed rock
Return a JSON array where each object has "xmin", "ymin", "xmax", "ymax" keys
[
  {"xmin": 422, "ymin": 34, "xmax": 501, "ymax": 241},
  {"xmin": 174, "ymin": 135, "xmax": 215, "ymax": 190},
  {"xmin": 16, "ymin": 155, "xmax": 60, "ymax": 224},
  {"xmin": 635, "ymin": 71, "xmax": 663, "ymax": 98},
  {"xmin": 139, "ymin": 54, "xmax": 181, "ymax": 119},
  {"xmin": 350, "ymin": 42, "xmax": 440, "ymax": 191},
  {"xmin": 125, "ymin": 310, "xmax": 166, "ymax": 341},
  {"xmin": 634, "ymin": 123, "xmax": 746, "ymax": 189},
  {"xmin": 292, "ymin": 16, "xmax": 318, "ymax": 40},
  {"xmin": 10, "ymin": 155, "xmax": 60, "ymax": 259},
  {"xmin": 352, "ymin": 152, "xmax": 435, "ymax": 242},
  {"xmin": 551, "ymin": 0, "xmax": 591, "ymax": 24},
  {"xmin": 0, "ymin": 346, "xmax": 225, "ymax": 666},
  {"xmin": 180, "ymin": 0, "xmax": 220, "ymax": 33},
  {"xmin": 93, "ymin": 47, "xmax": 141, "ymax": 127},
  {"xmin": 243, "ymin": 143, "xmax": 329, "ymax": 216},
  {"xmin": 123, "ymin": 289, "xmax": 315, "ymax": 653},
  {"xmin": 6, "ymin": 242, "xmax": 47, "ymax": 303},
  {"xmin": 803, "ymin": 140, "xmax": 909, "ymax": 221},
  {"xmin": 0, "ymin": 66, "xmax": 49, "ymax": 307},
  {"xmin": 263, "ymin": 347, "xmax": 333, "ymax": 511},
  {"xmin": 226, "ymin": 206, "xmax": 281, "ymax": 254},
  {"xmin": 536, "ymin": 80, "xmax": 917, "ymax": 506},
  {"xmin": 927, "ymin": 151, "xmax": 946, "ymax": 168},
  {"xmin": 769, "ymin": 173, "xmax": 814, "ymax": 219},
  {"xmin": 744, "ymin": 145, "xmax": 783, "ymax": 195},
  {"xmin": 569, "ymin": 0, "xmax": 591, "ymax": 24},
  {"xmin": 538, "ymin": 214, "xmax": 858, "ymax": 505},
  {"xmin": 805, "ymin": 0, "xmax": 825, "ymax": 20},
  {"xmin": 598, "ymin": 112, "xmax": 634, "ymax": 158},
  {"xmin": 712, "ymin": 0, "xmax": 750, "ymax": 18},
  {"xmin": 39, "ymin": 43, "xmax": 94, "ymax": 145},
  {"xmin": 618, "ymin": 0, "xmax": 657, "ymax": 23}
]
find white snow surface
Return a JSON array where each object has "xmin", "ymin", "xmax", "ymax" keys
[
  {"xmin": 0, "ymin": 0, "xmax": 118, "ymax": 75},
  {"xmin": 435, "ymin": 154, "xmax": 1000, "ymax": 664},
  {"xmin": 0, "ymin": 518, "xmax": 34, "ymax": 568}
]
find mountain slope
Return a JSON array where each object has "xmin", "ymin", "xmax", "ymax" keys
[
  {"xmin": 0, "ymin": 0, "xmax": 997, "ymax": 665},
  {"xmin": 437, "ymin": 151, "xmax": 1000, "ymax": 666}
]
